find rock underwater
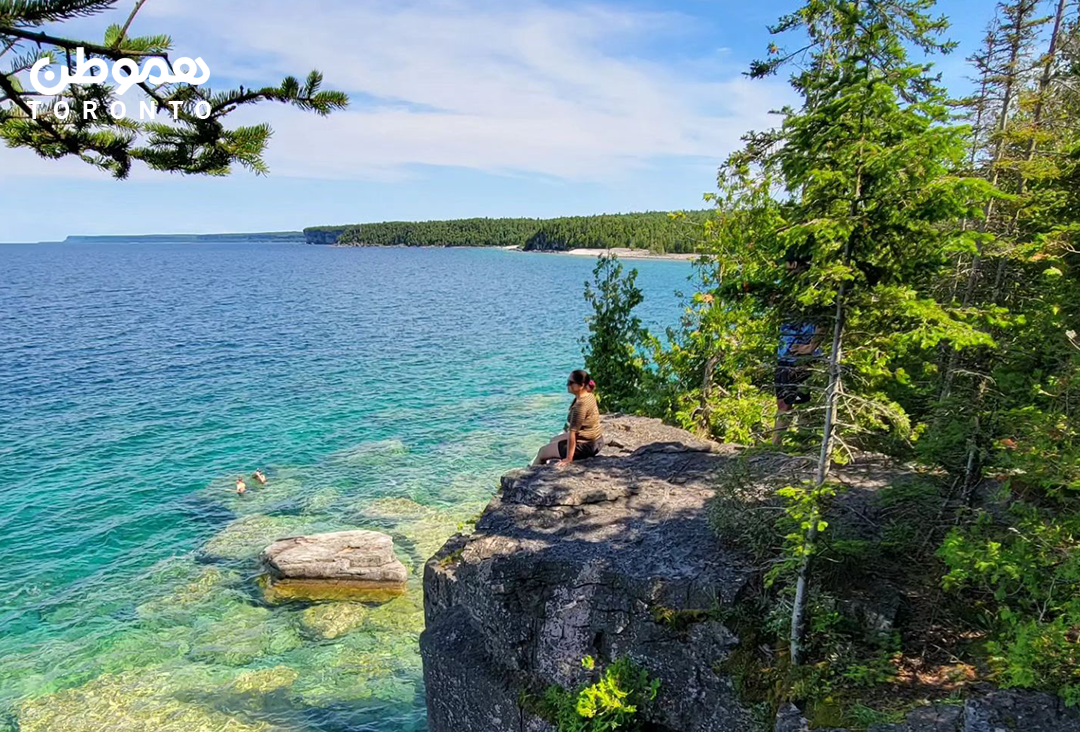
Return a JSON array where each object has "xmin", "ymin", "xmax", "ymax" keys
[{"xmin": 262, "ymin": 528, "xmax": 409, "ymax": 602}]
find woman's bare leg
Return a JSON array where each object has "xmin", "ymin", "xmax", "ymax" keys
[{"xmin": 532, "ymin": 433, "xmax": 568, "ymax": 466}]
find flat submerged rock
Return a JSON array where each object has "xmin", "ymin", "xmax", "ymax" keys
[{"xmin": 262, "ymin": 529, "xmax": 408, "ymax": 602}]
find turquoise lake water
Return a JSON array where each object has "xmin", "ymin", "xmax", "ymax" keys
[{"xmin": 0, "ymin": 242, "xmax": 690, "ymax": 732}]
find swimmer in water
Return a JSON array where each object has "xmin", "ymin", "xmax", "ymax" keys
[
  {"xmin": 253, "ymin": 469, "xmax": 267, "ymax": 485},
  {"xmin": 236, "ymin": 476, "xmax": 247, "ymax": 494}
]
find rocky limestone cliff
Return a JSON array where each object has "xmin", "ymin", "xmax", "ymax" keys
[
  {"xmin": 420, "ymin": 416, "xmax": 1080, "ymax": 732},
  {"xmin": 421, "ymin": 415, "xmax": 755, "ymax": 731}
]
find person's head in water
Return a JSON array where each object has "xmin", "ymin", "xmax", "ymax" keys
[{"xmin": 567, "ymin": 369, "xmax": 595, "ymax": 396}]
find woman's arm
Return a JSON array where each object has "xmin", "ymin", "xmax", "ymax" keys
[
  {"xmin": 792, "ymin": 324, "xmax": 827, "ymax": 355},
  {"xmin": 559, "ymin": 431, "xmax": 578, "ymax": 466}
]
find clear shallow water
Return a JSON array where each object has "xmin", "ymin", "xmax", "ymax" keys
[{"xmin": 0, "ymin": 243, "xmax": 689, "ymax": 732}]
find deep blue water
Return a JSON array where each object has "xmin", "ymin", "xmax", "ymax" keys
[{"xmin": 0, "ymin": 242, "xmax": 690, "ymax": 732}]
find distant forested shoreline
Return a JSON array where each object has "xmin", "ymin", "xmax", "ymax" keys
[{"xmin": 303, "ymin": 211, "xmax": 709, "ymax": 253}]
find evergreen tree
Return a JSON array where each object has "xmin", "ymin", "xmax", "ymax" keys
[
  {"xmin": 0, "ymin": 0, "xmax": 348, "ymax": 177},
  {"xmin": 581, "ymin": 255, "xmax": 649, "ymax": 413},
  {"xmin": 936, "ymin": 5, "xmax": 1080, "ymax": 702},
  {"xmin": 706, "ymin": 0, "xmax": 996, "ymax": 664},
  {"xmin": 932, "ymin": 2, "xmax": 1051, "ymax": 493},
  {"xmin": 571, "ymin": 0, "xmax": 1080, "ymax": 706}
]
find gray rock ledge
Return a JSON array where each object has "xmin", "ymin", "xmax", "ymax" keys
[
  {"xmin": 777, "ymin": 690, "xmax": 1080, "ymax": 732},
  {"xmin": 422, "ymin": 415, "xmax": 754, "ymax": 732}
]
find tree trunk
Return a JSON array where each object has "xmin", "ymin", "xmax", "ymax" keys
[
  {"xmin": 699, "ymin": 354, "xmax": 720, "ymax": 435},
  {"xmin": 789, "ymin": 276, "xmax": 846, "ymax": 665},
  {"xmin": 788, "ymin": 28, "xmax": 866, "ymax": 656},
  {"xmin": 789, "ymin": 195, "xmax": 854, "ymax": 664}
]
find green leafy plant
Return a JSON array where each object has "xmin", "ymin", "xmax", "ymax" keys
[
  {"xmin": 650, "ymin": 605, "xmax": 713, "ymax": 634},
  {"xmin": 940, "ymin": 505, "xmax": 1080, "ymax": 703},
  {"xmin": 542, "ymin": 657, "xmax": 660, "ymax": 732},
  {"xmin": 767, "ymin": 481, "xmax": 839, "ymax": 588}
]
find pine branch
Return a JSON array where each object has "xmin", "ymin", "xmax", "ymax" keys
[
  {"xmin": 110, "ymin": 0, "xmax": 146, "ymax": 48},
  {"xmin": 207, "ymin": 71, "xmax": 348, "ymax": 117},
  {"xmin": 0, "ymin": 64, "xmax": 41, "ymax": 115},
  {"xmin": 4, "ymin": 46, "xmax": 51, "ymax": 73},
  {"xmin": 103, "ymin": 24, "xmax": 170, "ymax": 53},
  {"xmin": 0, "ymin": 67, "xmax": 73, "ymax": 149},
  {"xmin": 0, "ymin": 0, "xmax": 116, "ymax": 26},
  {"xmin": 1, "ymin": 1, "xmax": 349, "ymax": 177},
  {"xmin": 0, "ymin": 25, "xmax": 165, "ymax": 57}
]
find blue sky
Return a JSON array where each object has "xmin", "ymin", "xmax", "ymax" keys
[{"xmin": 1, "ymin": 0, "xmax": 1001, "ymax": 243}]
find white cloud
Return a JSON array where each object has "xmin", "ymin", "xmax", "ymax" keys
[{"xmin": 2, "ymin": 0, "xmax": 794, "ymax": 183}]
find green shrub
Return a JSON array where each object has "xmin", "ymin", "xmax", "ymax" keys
[
  {"xmin": 991, "ymin": 615, "xmax": 1080, "ymax": 706},
  {"xmin": 542, "ymin": 657, "xmax": 660, "ymax": 732},
  {"xmin": 650, "ymin": 605, "xmax": 713, "ymax": 633},
  {"xmin": 940, "ymin": 505, "xmax": 1080, "ymax": 704}
]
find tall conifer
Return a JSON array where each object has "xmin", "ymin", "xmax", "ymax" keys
[{"xmin": 710, "ymin": 0, "xmax": 996, "ymax": 664}]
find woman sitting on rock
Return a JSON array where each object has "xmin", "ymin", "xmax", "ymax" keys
[{"xmin": 532, "ymin": 369, "xmax": 604, "ymax": 467}]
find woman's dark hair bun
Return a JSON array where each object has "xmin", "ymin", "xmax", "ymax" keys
[{"xmin": 569, "ymin": 369, "xmax": 592, "ymax": 388}]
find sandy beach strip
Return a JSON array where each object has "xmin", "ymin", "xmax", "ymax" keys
[{"xmin": 563, "ymin": 247, "xmax": 697, "ymax": 261}]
